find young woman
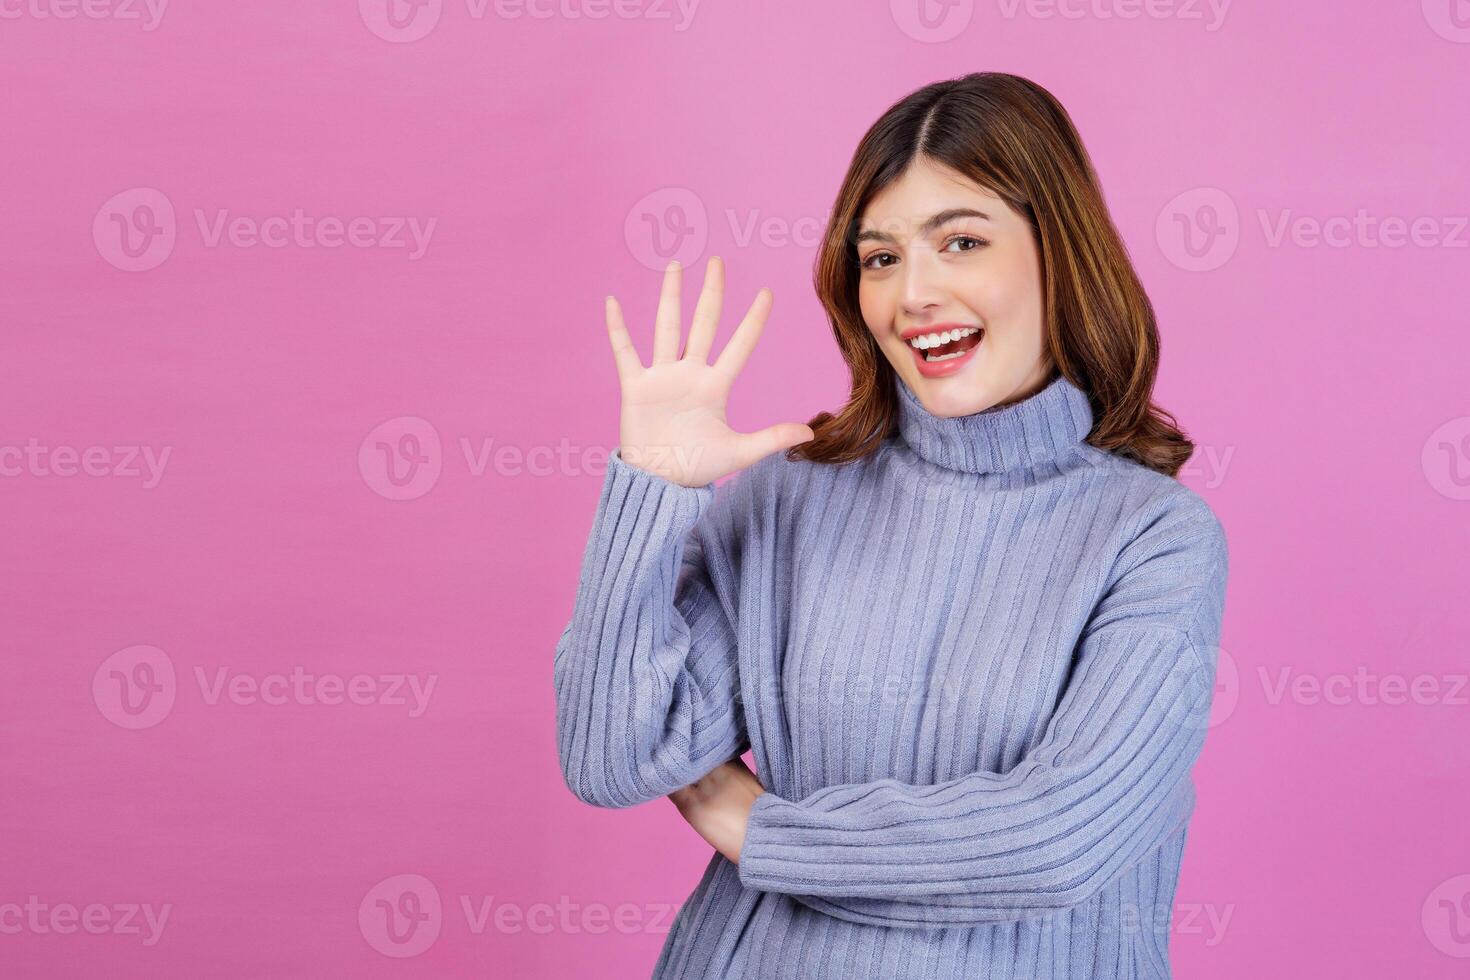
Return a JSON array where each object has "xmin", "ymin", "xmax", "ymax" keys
[{"xmin": 554, "ymin": 71, "xmax": 1229, "ymax": 979}]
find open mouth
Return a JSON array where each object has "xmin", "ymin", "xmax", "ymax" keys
[{"xmin": 907, "ymin": 326, "xmax": 984, "ymax": 362}]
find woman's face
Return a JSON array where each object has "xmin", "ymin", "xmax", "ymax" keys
[{"xmin": 856, "ymin": 155, "xmax": 1053, "ymax": 418}]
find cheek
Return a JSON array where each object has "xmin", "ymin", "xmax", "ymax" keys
[
  {"xmin": 857, "ymin": 280, "xmax": 893, "ymax": 336},
  {"xmin": 967, "ymin": 255, "xmax": 1038, "ymax": 327}
]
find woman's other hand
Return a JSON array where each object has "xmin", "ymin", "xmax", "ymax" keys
[{"xmin": 667, "ymin": 757, "xmax": 765, "ymax": 865}]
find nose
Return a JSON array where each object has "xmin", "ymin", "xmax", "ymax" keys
[{"xmin": 898, "ymin": 244, "xmax": 944, "ymax": 319}]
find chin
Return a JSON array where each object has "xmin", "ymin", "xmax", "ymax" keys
[{"xmin": 904, "ymin": 368, "xmax": 1001, "ymax": 417}]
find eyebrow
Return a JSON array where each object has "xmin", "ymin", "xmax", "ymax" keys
[{"xmin": 855, "ymin": 208, "xmax": 993, "ymax": 246}]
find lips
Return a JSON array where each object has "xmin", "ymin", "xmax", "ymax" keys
[
  {"xmin": 916, "ymin": 330, "xmax": 982, "ymax": 360},
  {"xmin": 901, "ymin": 324, "xmax": 985, "ymax": 379}
]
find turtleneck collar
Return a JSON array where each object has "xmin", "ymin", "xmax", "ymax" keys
[{"xmin": 892, "ymin": 370, "xmax": 1095, "ymax": 475}]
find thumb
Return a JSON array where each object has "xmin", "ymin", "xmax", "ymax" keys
[{"xmin": 734, "ymin": 423, "xmax": 815, "ymax": 470}]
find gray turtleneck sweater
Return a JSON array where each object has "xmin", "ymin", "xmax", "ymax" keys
[{"xmin": 553, "ymin": 370, "xmax": 1229, "ymax": 979}]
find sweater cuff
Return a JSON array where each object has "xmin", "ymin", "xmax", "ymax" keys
[
  {"xmin": 737, "ymin": 790, "xmax": 801, "ymax": 893},
  {"xmin": 605, "ymin": 446, "xmax": 716, "ymax": 495},
  {"xmin": 597, "ymin": 447, "xmax": 719, "ymax": 530}
]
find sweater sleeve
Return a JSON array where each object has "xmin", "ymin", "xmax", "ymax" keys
[
  {"xmin": 735, "ymin": 494, "xmax": 1229, "ymax": 928},
  {"xmin": 554, "ymin": 446, "xmax": 754, "ymax": 809}
]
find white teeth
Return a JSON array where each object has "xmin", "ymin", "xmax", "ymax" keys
[{"xmin": 907, "ymin": 326, "xmax": 979, "ymax": 350}]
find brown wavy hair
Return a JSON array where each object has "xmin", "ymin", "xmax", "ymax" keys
[{"xmin": 786, "ymin": 71, "xmax": 1195, "ymax": 478}]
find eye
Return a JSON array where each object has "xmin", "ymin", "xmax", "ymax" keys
[
  {"xmin": 859, "ymin": 251, "xmax": 897, "ymax": 271},
  {"xmin": 943, "ymin": 234, "xmax": 988, "ymax": 253}
]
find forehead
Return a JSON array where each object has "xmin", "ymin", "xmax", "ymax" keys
[{"xmin": 860, "ymin": 158, "xmax": 1009, "ymax": 228}]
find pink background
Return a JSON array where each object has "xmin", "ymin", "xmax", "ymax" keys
[{"xmin": 3, "ymin": 1, "xmax": 1468, "ymax": 976}]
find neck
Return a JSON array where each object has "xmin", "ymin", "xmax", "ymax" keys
[{"xmin": 892, "ymin": 370, "xmax": 1094, "ymax": 475}]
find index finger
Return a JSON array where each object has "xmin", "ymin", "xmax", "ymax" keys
[{"xmin": 711, "ymin": 287, "xmax": 772, "ymax": 379}]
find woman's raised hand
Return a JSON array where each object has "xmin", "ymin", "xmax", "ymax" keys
[{"xmin": 605, "ymin": 257, "xmax": 815, "ymax": 488}]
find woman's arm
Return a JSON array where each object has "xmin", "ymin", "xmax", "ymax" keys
[
  {"xmin": 728, "ymin": 494, "xmax": 1229, "ymax": 928},
  {"xmin": 553, "ymin": 448, "xmax": 755, "ymax": 808},
  {"xmin": 554, "ymin": 258, "xmax": 813, "ymax": 809}
]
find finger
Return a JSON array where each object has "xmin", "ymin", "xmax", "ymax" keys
[
  {"xmin": 651, "ymin": 260, "xmax": 682, "ymax": 365},
  {"xmin": 712, "ymin": 287, "xmax": 771, "ymax": 379},
  {"xmin": 605, "ymin": 295, "xmax": 643, "ymax": 382},
  {"xmin": 731, "ymin": 422, "xmax": 815, "ymax": 471},
  {"xmin": 683, "ymin": 255, "xmax": 724, "ymax": 363}
]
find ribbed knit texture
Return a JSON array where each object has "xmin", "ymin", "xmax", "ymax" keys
[{"xmin": 553, "ymin": 369, "xmax": 1229, "ymax": 979}]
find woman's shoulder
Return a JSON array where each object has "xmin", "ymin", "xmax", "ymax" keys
[{"xmin": 1076, "ymin": 444, "xmax": 1228, "ymax": 560}]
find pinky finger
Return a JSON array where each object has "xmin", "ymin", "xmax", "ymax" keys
[{"xmin": 605, "ymin": 295, "xmax": 643, "ymax": 382}]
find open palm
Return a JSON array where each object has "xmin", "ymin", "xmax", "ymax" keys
[{"xmin": 606, "ymin": 257, "xmax": 814, "ymax": 488}]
